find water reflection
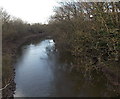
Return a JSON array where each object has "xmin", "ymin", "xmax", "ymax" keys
[
  {"xmin": 14, "ymin": 39, "xmax": 118, "ymax": 97},
  {"xmin": 14, "ymin": 39, "xmax": 56, "ymax": 97}
]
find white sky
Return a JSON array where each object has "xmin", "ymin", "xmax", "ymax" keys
[
  {"xmin": 0, "ymin": 0, "xmax": 62, "ymax": 24},
  {"xmin": 1, "ymin": 0, "xmax": 116, "ymax": 23}
]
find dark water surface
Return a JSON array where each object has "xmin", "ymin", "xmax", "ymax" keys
[{"xmin": 14, "ymin": 39, "xmax": 117, "ymax": 97}]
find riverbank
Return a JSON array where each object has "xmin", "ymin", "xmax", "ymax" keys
[
  {"xmin": 54, "ymin": 42, "xmax": 120, "ymax": 96},
  {"xmin": 2, "ymin": 32, "xmax": 120, "ymax": 97},
  {"xmin": 2, "ymin": 33, "xmax": 47, "ymax": 97}
]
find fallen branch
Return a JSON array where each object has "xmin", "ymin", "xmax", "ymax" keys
[{"xmin": 0, "ymin": 83, "xmax": 10, "ymax": 91}]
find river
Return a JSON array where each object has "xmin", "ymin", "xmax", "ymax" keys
[{"xmin": 14, "ymin": 39, "xmax": 118, "ymax": 97}]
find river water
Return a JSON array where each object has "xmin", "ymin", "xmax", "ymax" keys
[{"xmin": 14, "ymin": 39, "xmax": 118, "ymax": 97}]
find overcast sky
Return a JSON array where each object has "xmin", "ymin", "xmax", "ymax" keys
[
  {"xmin": 0, "ymin": 0, "xmax": 62, "ymax": 24},
  {"xmin": 1, "ymin": 0, "xmax": 117, "ymax": 24}
]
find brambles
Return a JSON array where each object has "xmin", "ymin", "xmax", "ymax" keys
[{"xmin": 48, "ymin": 1, "xmax": 120, "ymax": 78}]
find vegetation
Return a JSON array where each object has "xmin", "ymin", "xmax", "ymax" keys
[
  {"xmin": 47, "ymin": 1, "xmax": 120, "ymax": 84},
  {"xmin": 1, "ymin": 1, "xmax": 120, "ymax": 97},
  {"xmin": 1, "ymin": 8, "xmax": 47, "ymax": 97}
]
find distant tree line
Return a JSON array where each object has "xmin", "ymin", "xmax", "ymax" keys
[
  {"xmin": 0, "ymin": 7, "xmax": 47, "ymax": 90},
  {"xmin": 1, "ymin": 8, "xmax": 47, "ymax": 42}
]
